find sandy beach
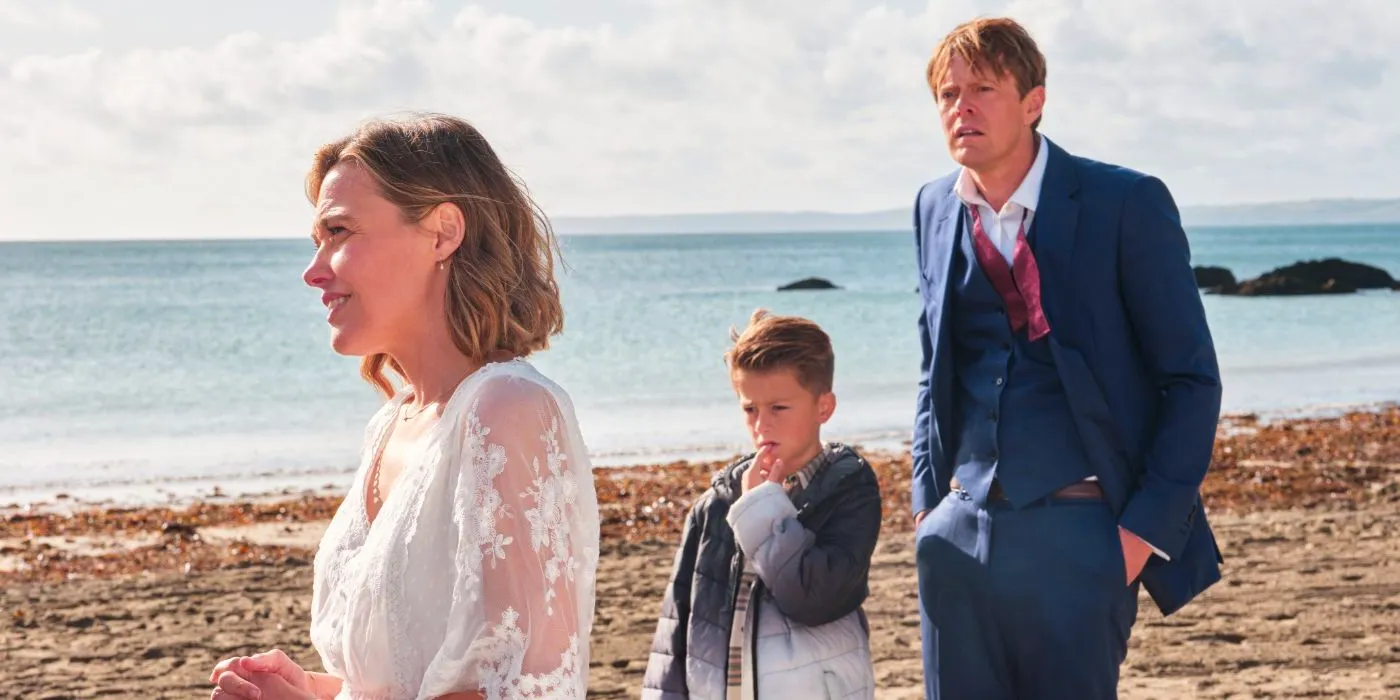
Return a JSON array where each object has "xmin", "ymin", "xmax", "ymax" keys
[{"xmin": 4, "ymin": 407, "xmax": 1399, "ymax": 698}]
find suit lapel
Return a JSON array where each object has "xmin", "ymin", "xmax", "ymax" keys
[
  {"xmin": 1030, "ymin": 140, "xmax": 1080, "ymax": 333},
  {"xmin": 921, "ymin": 186, "xmax": 961, "ymax": 363},
  {"xmin": 917, "ymin": 182, "xmax": 962, "ymax": 476}
]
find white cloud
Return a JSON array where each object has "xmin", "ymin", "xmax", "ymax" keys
[
  {"xmin": 1, "ymin": 0, "xmax": 1398, "ymax": 240},
  {"xmin": 0, "ymin": 1, "xmax": 99, "ymax": 34}
]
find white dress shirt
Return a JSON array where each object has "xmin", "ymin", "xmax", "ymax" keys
[{"xmin": 953, "ymin": 133, "xmax": 1051, "ymax": 264}]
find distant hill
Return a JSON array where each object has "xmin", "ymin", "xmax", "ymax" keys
[
  {"xmin": 553, "ymin": 210, "xmax": 908, "ymax": 235},
  {"xmin": 1179, "ymin": 199, "xmax": 1400, "ymax": 227},
  {"xmin": 553, "ymin": 198, "xmax": 1400, "ymax": 235}
]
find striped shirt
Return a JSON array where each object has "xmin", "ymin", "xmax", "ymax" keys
[{"xmin": 726, "ymin": 446, "xmax": 831, "ymax": 699}]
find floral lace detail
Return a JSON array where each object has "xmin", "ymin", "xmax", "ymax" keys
[
  {"xmin": 473, "ymin": 608, "xmax": 582, "ymax": 700},
  {"xmin": 466, "ymin": 410, "xmax": 514, "ymax": 570},
  {"xmin": 522, "ymin": 416, "xmax": 581, "ymax": 616},
  {"xmin": 310, "ymin": 362, "xmax": 597, "ymax": 700}
]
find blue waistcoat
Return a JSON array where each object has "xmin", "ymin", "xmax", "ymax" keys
[{"xmin": 949, "ymin": 212, "xmax": 1092, "ymax": 507}]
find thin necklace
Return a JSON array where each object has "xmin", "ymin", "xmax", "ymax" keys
[
  {"xmin": 400, "ymin": 399, "xmax": 435, "ymax": 421},
  {"xmin": 400, "ymin": 360, "xmax": 496, "ymax": 421},
  {"xmin": 401, "ymin": 386, "xmax": 450, "ymax": 421}
]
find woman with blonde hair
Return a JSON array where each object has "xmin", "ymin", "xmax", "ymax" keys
[{"xmin": 209, "ymin": 114, "xmax": 599, "ymax": 700}]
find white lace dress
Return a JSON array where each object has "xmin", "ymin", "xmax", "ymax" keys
[{"xmin": 309, "ymin": 360, "xmax": 600, "ymax": 700}]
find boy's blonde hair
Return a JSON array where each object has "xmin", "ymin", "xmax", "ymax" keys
[{"xmin": 724, "ymin": 309, "xmax": 835, "ymax": 395}]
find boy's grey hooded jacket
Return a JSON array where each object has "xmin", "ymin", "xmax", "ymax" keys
[{"xmin": 641, "ymin": 443, "xmax": 882, "ymax": 699}]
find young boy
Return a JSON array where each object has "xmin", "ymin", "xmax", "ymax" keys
[{"xmin": 642, "ymin": 309, "xmax": 882, "ymax": 700}]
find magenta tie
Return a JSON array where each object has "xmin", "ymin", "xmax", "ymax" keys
[{"xmin": 967, "ymin": 206, "xmax": 1051, "ymax": 341}]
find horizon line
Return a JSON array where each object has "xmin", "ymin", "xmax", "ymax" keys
[{"xmin": 4, "ymin": 219, "xmax": 1400, "ymax": 245}]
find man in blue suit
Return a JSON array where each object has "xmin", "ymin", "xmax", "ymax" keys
[{"xmin": 911, "ymin": 17, "xmax": 1224, "ymax": 699}]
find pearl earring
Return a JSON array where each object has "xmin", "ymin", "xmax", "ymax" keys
[{"xmin": 438, "ymin": 260, "xmax": 446, "ymax": 271}]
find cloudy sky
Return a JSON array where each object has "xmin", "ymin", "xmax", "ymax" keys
[{"xmin": 1, "ymin": 0, "xmax": 1397, "ymax": 240}]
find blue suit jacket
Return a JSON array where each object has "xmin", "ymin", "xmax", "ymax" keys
[{"xmin": 912, "ymin": 139, "xmax": 1224, "ymax": 615}]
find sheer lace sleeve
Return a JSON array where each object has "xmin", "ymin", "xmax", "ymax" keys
[{"xmin": 418, "ymin": 372, "xmax": 598, "ymax": 700}]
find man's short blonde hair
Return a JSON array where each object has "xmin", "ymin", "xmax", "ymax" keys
[{"xmin": 927, "ymin": 17, "xmax": 1048, "ymax": 130}]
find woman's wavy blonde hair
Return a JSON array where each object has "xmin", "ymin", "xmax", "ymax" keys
[{"xmin": 306, "ymin": 114, "xmax": 564, "ymax": 398}]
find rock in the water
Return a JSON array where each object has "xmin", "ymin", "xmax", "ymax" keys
[
  {"xmin": 1193, "ymin": 265, "xmax": 1237, "ymax": 293},
  {"xmin": 1226, "ymin": 258, "xmax": 1398, "ymax": 296},
  {"xmin": 778, "ymin": 277, "xmax": 840, "ymax": 291},
  {"xmin": 1234, "ymin": 274, "xmax": 1356, "ymax": 295}
]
